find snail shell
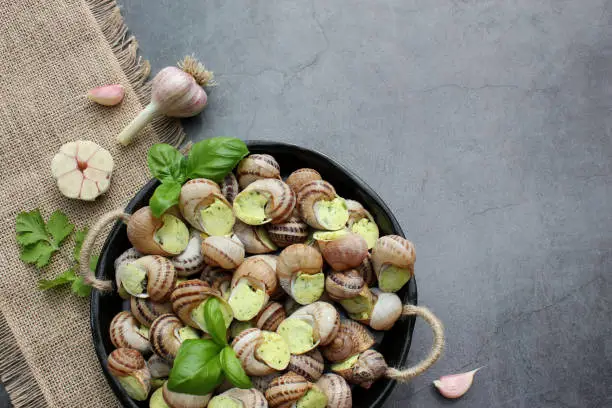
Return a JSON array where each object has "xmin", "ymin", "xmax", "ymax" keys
[
  {"xmin": 127, "ymin": 207, "xmax": 188, "ymax": 256},
  {"xmin": 202, "ymin": 235, "xmax": 245, "ymax": 269},
  {"xmin": 107, "ymin": 348, "xmax": 151, "ymax": 401},
  {"xmin": 231, "ymin": 328, "xmax": 277, "ymax": 376},
  {"xmin": 371, "ymin": 235, "xmax": 416, "ymax": 290},
  {"xmin": 200, "ymin": 265, "xmax": 231, "ymax": 285},
  {"xmin": 236, "ymin": 154, "xmax": 281, "ymax": 189},
  {"xmin": 287, "ymin": 349, "xmax": 324, "ymax": 382},
  {"xmin": 234, "ymin": 179, "xmax": 296, "ymax": 225},
  {"xmin": 149, "ymin": 314, "xmax": 190, "ymax": 362},
  {"xmin": 232, "ymin": 256, "xmax": 278, "ymax": 296},
  {"xmin": 333, "ymin": 349, "xmax": 388, "ymax": 389},
  {"xmin": 367, "ymin": 289, "xmax": 403, "ymax": 331},
  {"xmin": 213, "ymin": 388, "xmax": 268, "ymax": 408},
  {"xmin": 355, "ymin": 254, "xmax": 376, "ymax": 287},
  {"xmin": 265, "ymin": 371, "xmax": 311, "ymax": 408},
  {"xmin": 221, "ymin": 172, "xmax": 239, "ymax": 203},
  {"xmin": 297, "ymin": 180, "xmax": 347, "ymax": 230},
  {"xmin": 179, "ymin": 179, "xmax": 235, "ymax": 234},
  {"xmin": 325, "ymin": 270, "xmax": 365, "ymax": 301},
  {"xmin": 130, "ymin": 297, "xmax": 173, "ymax": 327},
  {"xmin": 252, "ymin": 373, "xmax": 282, "ymax": 394},
  {"xmin": 255, "ymin": 301, "xmax": 286, "ymax": 332},
  {"xmin": 234, "ymin": 220, "xmax": 277, "ymax": 254},
  {"xmin": 318, "ymin": 233, "xmax": 368, "ymax": 272},
  {"xmin": 170, "ymin": 279, "xmax": 223, "ymax": 328},
  {"xmin": 171, "ymin": 230, "xmax": 206, "ymax": 277},
  {"xmin": 265, "ymin": 212, "xmax": 309, "ymax": 248},
  {"xmin": 320, "ymin": 319, "xmax": 375, "ymax": 363},
  {"xmin": 147, "ymin": 355, "xmax": 171, "ymax": 379},
  {"xmin": 345, "ymin": 200, "xmax": 374, "ymax": 225},
  {"xmin": 286, "ymin": 168, "xmax": 322, "ymax": 194},
  {"xmin": 109, "ymin": 311, "xmax": 151, "ymax": 354},
  {"xmin": 316, "ymin": 374, "xmax": 352, "ymax": 408},
  {"xmin": 276, "ymin": 244, "xmax": 323, "ymax": 300},
  {"xmin": 290, "ymin": 302, "xmax": 340, "ymax": 346},
  {"xmin": 117, "ymin": 255, "xmax": 177, "ymax": 302},
  {"xmin": 114, "ymin": 247, "xmax": 142, "ymax": 270},
  {"xmin": 162, "ymin": 382, "xmax": 212, "ymax": 408}
]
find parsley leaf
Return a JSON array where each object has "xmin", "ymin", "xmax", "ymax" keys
[
  {"xmin": 71, "ymin": 276, "xmax": 93, "ymax": 297},
  {"xmin": 46, "ymin": 211, "xmax": 74, "ymax": 247},
  {"xmin": 20, "ymin": 241, "xmax": 55, "ymax": 268},
  {"xmin": 38, "ymin": 269, "xmax": 77, "ymax": 290},
  {"xmin": 16, "ymin": 210, "xmax": 50, "ymax": 246},
  {"xmin": 73, "ymin": 228, "xmax": 88, "ymax": 261}
]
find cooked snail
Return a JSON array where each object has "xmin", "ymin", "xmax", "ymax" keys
[
  {"xmin": 336, "ymin": 285, "xmax": 375, "ymax": 320},
  {"xmin": 251, "ymin": 373, "xmax": 282, "ymax": 394},
  {"xmin": 314, "ymin": 230, "xmax": 368, "ymax": 271},
  {"xmin": 265, "ymin": 211, "xmax": 309, "ymax": 248},
  {"xmin": 316, "ymin": 374, "xmax": 352, "ymax": 408},
  {"xmin": 116, "ymin": 255, "xmax": 176, "ymax": 301},
  {"xmin": 285, "ymin": 168, "xmax": 322, "ymax": 194},
  {"xmin": 233, "ymin": 179, "xmax": 295, "ymax": 225},
  {"xmin": 202, "ymin": 235, "xmax": 245, "ymax": 269},
  {"xmin": 355, "ymin": 254, "xmax": 376, "ymax": 287},
  {"xmin": 221, "ymin": 172, "xmax": 239, "ymax": 203},
  {"xmin": 209, "ymin": 388, "xmax": 268, "ymax": 408},
  {"xmin": 107, "ymin": 348, "xmax": 151, "ymax": 401},
  {"xmin": 153, "ymin": 381, "xmax": 212, "ymax": 408},
  {"xmin": 109, "ymin": 311, "xmax": 151, "ymax": 354},
  {"xmin": 276, "ymin": 302, "xmax": 340, "ymax": 354},
  {"xmin": 179, "ymin": 178, "xmax": 236, "ymax": 236},
  {"xmin": 255, "ymin": 301, "xmax": 286, "ymax": 332},
  {"xmin": 320, "ymin": 319, "xmax": 374, "ymax": 363},
  {"xmin": 232, "ymin": 328, "xmax": 290, "ymax": 376},
  {"xmin": 170, "ymin": 279, "xmax": 233, "ymax": 333},
  {"xmin": 286, "ymin": 349, "xmax": 324, "ymax": 382},
  {"xmin": 331, "ymin": 349, "xmax": 387, "ymax": 389},
  {"xmin": 265, "ymin": 372, "xmax": 327, "ymax": 408},
  {"xmin": 359, "ymin": 289, "xmax": 403, "ymax": 331},
  {"xmin": 325, "ymin": 270, "xmax": 365, "ymax": 301},
  {"xmin": 276, "ymin": 244, "xmax": 324, "ymax": 305},
  {"xmin": 234, "ymin": 220, "xmax": 278, "ymax": 254},
  {"xmin": 127, "ymin": 206, "xmax": 190, "ymax": 256},
  {"xmin": 114, "ymin": 247, "xmax": 142, "ymax": 270},
  {"xmin": 236, "ymin": 154, "xmax": 281, "ymax": 189},
  {"xmin": 344, "ymin": 199, "xmax": 379, "ymax": 249},
  {"xmin": 297, "ymin": 180, "xmax": 348, "ymax": 231},
  {"xmin": 149, "ymin": 314, "xmax": 200, "ymax": 362},
  {"xmin": 371, "ymin": 235, "xmax": 415, "ymax": 292},
  {"xmin": 229, "ymin": 256, "xmax": 278, "ymax": 321},
  {"xmin": 171, "ymin": 230, "xmax": 206, "ymax": 277},
  {"xmin": 131, "ymin": 297, "xmax": 173, "ymax": 327}
]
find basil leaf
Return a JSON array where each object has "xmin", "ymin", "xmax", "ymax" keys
[
  {"xmin": 219, "ymin": 346, "xmax": 252, "ymax": 389},
  {"xmin": 149, "ymin": 182, "xmax": 181, "ymax": 218},
  {"xmin": 167, "ymin": 339, "xmax": 224, "ymax": 395},
  {"xmin": 147, "ymin": 143, "xmax": 187, "ymax": 184},
  {"xmin": 204, "ymin": 297, "xmax": 228, "ymax": 346},
  {"xmin": 186, "ymin": 137, "xmax": 249, "ymax": 182}
]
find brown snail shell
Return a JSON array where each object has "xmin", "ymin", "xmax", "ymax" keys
[
  {"xmin": 355, "ymin": 254, "xmax": 376, "ymax": 287},
  {"xmin": 276, "ymin": 244, "xmax": 323, "ymax": 297},
  {"xmin": 236, "ymin": 154, "xmax": 281, "ymax": 189},
  {"xmin": 109, "ymin": 311, "xmax": 151, "ymax": 354},
  {"xmin": 234, "ymin": 179, "xmax": 296, "ymax": 225},
  {"xmin": 147, "ymin": 355, "xmax": 171, "ymax": 379},
  {"xmin": 202, "ymin": 235, "xmax": 245, "ymax": 269},
  {"xmin": 287, "ymin": 349, "xmax": 324, "ymax": 382},
  {"xmin": 318, "ymin": 233, "xmax": 368, "ymax": 272},
  {"xmin": 325, "ymin": 270, "xmax": 365, "ymax": 301},
  {"xmin": 114, "ymin": 247, "xmax": 142, "ymax": 270},
  {"xmin": 371, "ymin": 235, "xmax": 416, "ymax": 273},
  {"xmin": 213, "ymin": 388, "xmax": 268, "ymax": 408},
  {"xmin": 107, "ymin": 348, "xmax": 151, "ymax": 401},
  {"xmin": 131, "ymin": 297, "xmax": 173, "ymax": 327},
  {"xmin": 265, "ymin": 371, "xmax": 311, "ymax": 408},
  {"xmin": 170, "ymin": 279, "xmax": 223, "ymax": 328},
  {"xmin": 297, "ymin": 180, "xmax": 345, "ymax": 230},
  {"xmin": 367, "ymin": 289, "xmax": 403, "ymax": 331},
  {"xmin": 127, "ymin": 206, "xmax": 188, "ymax": 256},
  {"xmin": 234, "ymin": 220, "xmax": 277, "ymax": 254},
  {"xmin": 162, "ymin": 381, "xmax": 212, "ymax": 408},
  {"xmin": 252, "ymin": 373, "xmax": 282, "ymax": 394},
  {"xmin": 149, "ymin": 314, "xmax": 189, "ymax": 362},
  {"xmin": 345, "ymin": 200, "xmax": 375, "ymax": 225},
  {"xmin": 333, "ymin": 349, "xmax": 387, "ymax": 389},
  {"xmin": 255, "ymin": 301, "xmax": 286, "ymax": 332},
  {"xmin": 221, "ymin": 172, "xmax": 239, "ymax": 203},
  {"xmin": 290, "ymin": 301, "xmax": 340, "ymax": 346},
  {"xmin": 231, "ymin": 328, "xmax": 277, "ymax": 376},
  {"xmin": 316, "ymin": 374, "xmax": 352, "ymax": 408},
  {"xmin": 117, "ymin": 255, "xmax": 177, "ymax": 302},
  {"xmin": 265, "ymin": 212, "xmax": 309, "ymax": 247},
  {"xmin": 286, "ymin": 168, "xmax": 322, "ymax": 194},
  {"xmin": 232, "ymin": 256, "xmax": 278, "ymax": 296},
  {"xmin": 171, "ymin": 230, "xmax": 206, "ymax": 277},
  {"xmin": 320, "ymin": 319, "xmax": 375, "ymax": 363},
  {"xmin": 200, "ymin": 265, "xmax": 232, "ymax": 285},
  {"xmin": 179, "ymin": 178, "xmax": 235, "ymax": 234}
]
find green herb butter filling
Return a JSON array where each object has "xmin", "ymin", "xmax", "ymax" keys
[
  {"xmin": 256, "ymin": 226, "xmax": 278, "ymax": 250},
  {"xmin": 314, "ymin": 197, "xmax": 349, "ymax": 230},
  {"xmin": 233, "ymin": 190, "xmax": 271, "ymax": 225},
  {"xmin": 312, "ymin": 229, "xmax": 347, "ymax": 241},
  {"xmin": 339, "ymin": 291, "xmax": 373, "ymax": 314},
  {"xmin": 228, "ymin": 279, "xmax": 266, "ymax": 321},
  {"xmin": 351, "ymin": 218, "xmax": 379, "ymax": 249},
  {"xmin": 118, "ymin": 263, "xmax": 147, "ymax": 296},
  {"xmin": 136, "ymin": 325, "xmax": 150, "ymax": 339},
  {"xmin": 277, "ymin": 318, "xmax": 317, "ymax": 354},
  {"xmin": 191, "ymin": 298, "xmax": 234, "ymax": 332},
  {"xmin": 255, "ymin": 331, "xmax": 291, "ymax": 370},
  {"xmin": 378, "ymin": 264, "xmax": 412, "ymax": 293},
  {"xmin": 117, "ymin": 375, "xmax": 148, "ymax": 401},
  {"xmin": 292, "ymin": 272, "xmax": 325, "ymax": 305},
  {"xmin": 296, "ymin": 386, "xmax": 329, "ymax": 408},
  {"xmin": 176, "ymin": 326, "xmax": 200, "ymax": 342},
  {"xmin": 149, "ymin": 387, "xmax": 169, "ymax": 408},
  {"xmin": 208, "ymin": 396, "xmax": 242, "ymax": 408},
  {"xmin": 331, "ymin": 354, "xmax": 360, "ymax": 371},
  {"xmin": 229, "ymin": 320, "xmax": 255, "ymax": 338},
  {"xmin": 154, "ymin": 214, "xmax": 189, "ymax": 254},
  {"xmin": 150, "ymin": 378, "xmax": 166, "ymax": 390},
  {"xmin": 199, "ymin": 199, "xmax": 235, "ymax": 236}
]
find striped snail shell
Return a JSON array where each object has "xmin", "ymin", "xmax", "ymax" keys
[
  {"xmin": 287, "ymin": 349, "xmax": 324, "ymax": 382},
  {"xmin": 297, "ymin": 180, "xmax": 348, "ymax": 231},
  {"xmin": 170, "ymin": 279, "xmax": 223, "ymax": 328},
  {"xmin": 325, "ymin": 270, "xmax": 365, "ymax": 301},
  {"xmin": 114, "ymin": 247, "xmax": 142, "ymax": 270},
  {"xmin": 231, "ymin": 328, "xmax": 277, "ymax": 376},
  {"xmin": 265, "ymin": 211, "xmax": 309, "ymax": 248},
  {"xmin": 109, "ymin": 311, "xmax": 151, "ymax": 354},
  {"xmin": 149, "ymin": 314, "xmax": 198, "ymax": 362},
  {"xmin": 264, "ymin": 372, "xmax": 311, "ymax": 408},
  {"xmin": 317, "ymin": 232, "xmax": 368, "ymax": 272},
  {"xmin": 171, "ymin": 230, "xmax": 206, "ymax": 277},
  {"xmin": 179, "ymin": 178, "xmax": 235, "ymax": 235},
  {"xmin": 233, "ymin": 220, "xmax": 278, "ymax": 254},
  {"xmin": 130, "ymin": 297, "xmax": 173, "ymax": 327},
  {"xmin": 355, "ymin": 254, "xmax": 376, "ymax": 287},
  {"xmin": 202, "ymin": 235, "xmax": 245, "ymax": 270},
  {"xmin": 371, "ymin": 235, "xmax": 415, "ymax": 293},
  {"xmin": 116, "ymin": 255, "xmax": 177, "ymax": 302},
  {"xmin": 233, "ymin": 179, "xmax": 296, "ymax": 225},
  {"xmin": 320, "ymin": 319, "xmax": 375, "ymax": 363},
  {"xmin": 255, "ymin": 301, "xmax": 286, "ymax": 332},
  {"xmin": 232, "ymin": 256, "xmax": 279, "ymax": 296},
  {"xmin": 316, "ymin": 374, "xmax": 352, "ymax": 408},
  {"xmin": 221, "ymin": 172, "xmax": 239, "ymax": 203},
  {"xmin": 251, "ymin": 373, "xmax": 282, "ymax": 394},
  {"xmin": 107, "ymin": 348, "xmax": 151, "ymax": 401},
  {"xmin": 236, "ymin": 154, "xmax": 281, "ymax": 189},
  {"xmin": 210, "ymin": 388, "xmax": 268, "ymax": 408},
  {"xmin": 276, "ymin": 244, "xmax": 324, "ymax": 304},
  {"xmin": 126, "ymin": 206, "xmax": 190, "ymax": 256},
  {"xmin": 162, "ymin": 381, "xmax": 212, "ymax": 408},
  {"xmin": 332, "ymin": 349, "xmax": 388, "ymax": 389},
  {"xmin": 290, "ymin": 301, "xmax": 340, "ymax": 346},
  {"xmin": 285, "ymin": 168, "xmax": 322, "ymax": 194}
]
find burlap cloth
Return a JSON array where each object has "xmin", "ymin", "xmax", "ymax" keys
[{"xmin": 0, "ymin": 0, "xmax": 185, "ymax": 406}]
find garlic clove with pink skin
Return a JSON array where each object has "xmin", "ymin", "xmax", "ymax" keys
[
  {"xmin": 117, "ymin": 56, "xmax": 214, "ymax": 146},
  {"xmin": 87, "ymin": 84, "xmax": 125, "ymax": 106},
  {"xmin": 433, "ymin": 367, "xmax": 483, "ymax": 399}
]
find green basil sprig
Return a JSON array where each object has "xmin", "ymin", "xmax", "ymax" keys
[
  {"xmin": 204, "ymin": 297, "xmax": 228, "ymax": 346},
  {"xmin": 167, "ymin": 339, "xmax": 224, "ymax": 395},
  {"xmin": 219, "ymin": 346, "xmax": 252, "ymax": 389},
  {"xmin": 147, "ymin": 137, "xmax": 249, "ymax": 217}
]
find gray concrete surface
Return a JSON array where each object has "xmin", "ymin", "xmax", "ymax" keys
[{"xmin": 120, "ymin": 1, "xmax": 612, "ymax": 407}]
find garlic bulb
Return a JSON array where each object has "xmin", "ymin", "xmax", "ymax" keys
[{"xmin": 51, "ymin": 140, "xmax": 113, "ymax": 201}]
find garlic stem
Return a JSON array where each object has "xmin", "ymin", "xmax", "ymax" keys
[{"xmin": 117, "ymin": 103, "xmax": 159, "ymax": 146}]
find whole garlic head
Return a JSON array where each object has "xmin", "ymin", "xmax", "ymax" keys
[{"xmin": 51, "ymin": 140, "xmax": 114, "ymax": 200}]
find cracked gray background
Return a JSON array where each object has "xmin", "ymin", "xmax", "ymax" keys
[{"xmin": 56, "ymin": 0, "xmax": 612, "ymax": 407}]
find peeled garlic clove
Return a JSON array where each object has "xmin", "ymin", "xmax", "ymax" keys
[
  {"xmin": 433, "ymin": 368, "xmax": 482, "ymax": 399},
  {"xmin": 287, "ymin": 349, "xmax": 324, "ymax": 382},
  {"xmin": 127, "ymin": 207, "xmax": 190, "ymax": 256},
  {"xmin": 297, "ymin": 180, "xmax": 349, "ymax": 231},
  {"xmin": 276, "ymin": 244, "xmax": 324, "ymax": 304},
  {"xmin": 179, "ymin": 179, "xmax": 235, "ymax": 236},
  {"xmin": 202, "ymin": 235, "xmax": 245, "ymax": 269},
  {"xmin": 149, "ymin": 314, "xmax": 199, "ymax": 362},
  {"xmin": 236, "ymin": 154, "xmax": 281, "ymax": 189},
  {"xmin": 87, "ymin": 84, "xmax": 125, "ymax": 106},
  {"xmin": 209, "ymin": 388, "xmax": 268, "ymax": 408},
  {"xmin": 147, "ymin": 355, "xmax": 171, "ymax": 379},
  {"xmin": 325, "ymin": 270, "xmax": 365, "ymax": 301},
  {"xmin": 371, "ymin": 235, "xmax": 416, "ymax": 293},
  {"xmin": 255, "ymin": 301, "xmax": 286, "ymax": 332},
  {"xmin": 51, "ymin": 140, "xmax": 113, "ymax": 201},
  {"xmin": 110, "ymin": 311, "xmax": 151, "ymax": 354},
  {"xmin": 265, "ymin": 372, "xmax": 311, "ymax": 408},
  {"xmin": 107, "ymin": 348, "xmax": 151, "ymax": 401},
  {"xmin": 331, "ymin": 349, "xmax": 387, "ymax": 389},
  {"xmin": 162, "ymin": 381, "xmax": 212, "ymax": 408},
  {"xmin": 266, "ymin": 211, "xmax": 309, "ymax": 247},
  {"xmin": 355, "ymin": 254, "xmax": 376, "ymax": 287},
  {"xmin": 320, "ymin": 319, "xmax": 374, "ymax": 363},
  {"xmin": 317, "ymin": 374, "xmax": 352, "ymax": 408},
  {"xmin": 289, "ymin": 301, "xmax": 340, "ymax": 347},
  {"xmin": 344, "ymin": 200, "xmax": 379, "ymax": 249},
  {"xmin": 286, "ymin": 168, "xmax": 322, "ymax": 194},
  {"xmin": 233, "ymin": 220, "xmax": 278, "ymax": 254},
  {"xmin": 171, "ymin": 230, "xmax": 206, "ymax": 277},
  {"xmin": 368, "ymin": 289, "xmax": 402, "ymax": 331},
  {"xmin": 116, "ymin": 255, "xmax": 176, "ymax": 301},
  {"xmin": 131, "ymin": 297, "xmax": 173, "ymax": 327},
  {"xmin": 220, "ymin": 172, "xmax": 239, "ymax": 204},
  {"xmin": 231, "ymin": 328, "xmax": 277, "ymax": 376},
  {"xmin": 233, "ymin": 179, "xmax": 296, "ymax": 225},
  {"xmin": 316, "ymin": 231, "xmax": 368, "ymax": 272}
]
